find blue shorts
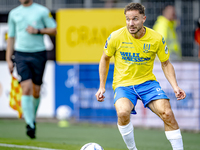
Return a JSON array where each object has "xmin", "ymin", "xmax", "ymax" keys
[{"xmin": 114, "ymin": 80, "xmax": 169, "ymax": 114}]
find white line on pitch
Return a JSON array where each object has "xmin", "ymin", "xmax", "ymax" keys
[{"xmin": 0, "ymin": 143, "xmax": 63, "ymax": 150}]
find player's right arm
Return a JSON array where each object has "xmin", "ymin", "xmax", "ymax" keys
[
  {"xmin": 6, "ymin": 37, "xmax": 15, "ymax": 73},
  {"xmin": 95, "ymin": 52, "xmax": 111, "ymax": 102},
  {"xmin": 6, "ymin": 11, "xmax": 15, "ymax": 74},
  {"xmin": 96, "ymin": 32, "xmax": 116, "ymax": 102}
]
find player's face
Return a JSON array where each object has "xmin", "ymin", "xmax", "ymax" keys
[{"xmin": 125, "ymin": 10, "xmax": 146, "ymax": 35}]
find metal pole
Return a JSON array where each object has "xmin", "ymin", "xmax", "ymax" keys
[
  {"xmin": 84, "ymin": 0, "xmax": 92, "ymax": 8},
  {"xmin": 46, "ymin": 0, "xmax": 53, "ymax": 10},
  {"xmin": 132, "ymin": 0, "xmax": 141, "ymax": 3}
]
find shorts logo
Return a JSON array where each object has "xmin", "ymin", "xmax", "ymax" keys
[
  {"xmin": 143, "ymin": 43, "xmax": 150, "ymax": 53},
  {"xmin": 156, "ymin": 88, "xmax": 161, "ymax": 91}
]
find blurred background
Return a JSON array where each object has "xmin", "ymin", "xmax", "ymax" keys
[{"xmin": 0, "ymin": 0, "xmax": 200, "ymax": 131}]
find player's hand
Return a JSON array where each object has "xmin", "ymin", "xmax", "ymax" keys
[
  {"xmin": 7, "ymin": 60, "xmax": 14, "ymax": 74},
  {"xmin": 26, "ymin": 26, "xmax": 38, "ymax": 34},
  {"xmin": 95, "ymin": 88, "xmax": 105, "ymax": 102},
  {"xmin": 174, "ymin": 86, "xmax": 186, "ymax": 100}
]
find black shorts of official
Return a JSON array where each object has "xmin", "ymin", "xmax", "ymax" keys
[{"xmin": 14, "ymin": 50, "xmax": 47, "ymax": 85}]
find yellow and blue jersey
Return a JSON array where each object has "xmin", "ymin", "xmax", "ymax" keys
[
  {"xmin": 8, "ymin": 3, "xmax": 56, "ymax": 52},
  {"xmin": 104, "ymin": 26, "xmax": 170, "ymax": 90}
]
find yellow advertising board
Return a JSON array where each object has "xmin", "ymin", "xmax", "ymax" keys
[{"xmin": 56, "ymin": 9, "xmax": 125, "ymax": 63}]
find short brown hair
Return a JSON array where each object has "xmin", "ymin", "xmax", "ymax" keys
[{"xmin": 124, "ymin": 3, "xmax": 145, "ymax": 15}]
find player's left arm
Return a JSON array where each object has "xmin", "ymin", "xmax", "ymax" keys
[{"xmin": 161, "ymin": 59, "xmax": 186, "ymax": 100}]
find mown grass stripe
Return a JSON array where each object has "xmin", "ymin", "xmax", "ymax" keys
[{"xmin": 0, "ymin": 143, "xmax": 62, "ymax": 150}]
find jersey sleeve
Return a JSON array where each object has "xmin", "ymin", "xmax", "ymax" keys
[
  {"xmin": 104, "ymin": 33, "xmax": 116, "ymax": 57},
  {"xmin": 157, "ymin": 37, "xmax": 170, "ymax": 62},
  {"xmin": 42, "ymin": 8, "xmax": 56, "ymax": 28},
  {"xmin": 8, "ymin": 11, "xmax": 15, "ymax": 37}
]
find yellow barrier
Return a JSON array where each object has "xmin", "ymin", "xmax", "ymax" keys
[{"xmin": 56, "ymin": 9, "xmax": 125, "ymax": 63}]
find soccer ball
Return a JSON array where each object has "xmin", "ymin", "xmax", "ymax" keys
[
  {"xmin": 80, "ymin": 143, "xmax": 104, "ymax": 150},
  {"xmin": 56, "ymin": 105, "xmax": 72, "ymax": 120}
]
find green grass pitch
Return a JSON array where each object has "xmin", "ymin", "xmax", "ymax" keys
[{"xmin": 0, "ymin": 119, "xmax": 199, "ymax": 150}]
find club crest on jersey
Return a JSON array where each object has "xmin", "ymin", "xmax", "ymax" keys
[{"xmin": 143, "ymin": 43, "xmax": 151, "ymax": 53}]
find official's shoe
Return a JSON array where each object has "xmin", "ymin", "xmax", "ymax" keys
[
  {"xmin": 26, "ymin": 124, "xmax": 36, "ymax": 139},
  {"xmin": 34, "ymin": 121, "xmax": 36, "ymax": 131}
]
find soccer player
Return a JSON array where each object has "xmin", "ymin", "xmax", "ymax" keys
[
  {"xmin": 6, "ymin": 0, "xmax": 56, "ymax": 139},
  {"xmin": 95, "ymin": 3, "xmax": 186, "ymax": 150}
]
